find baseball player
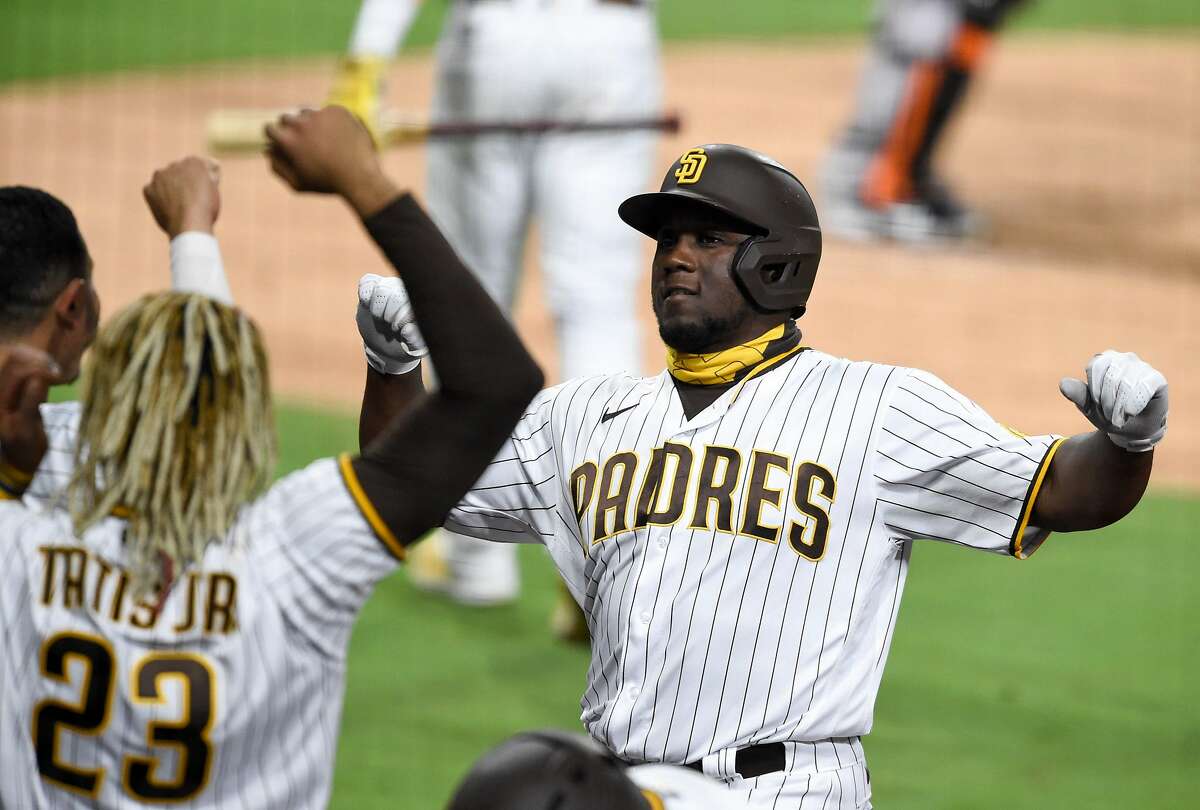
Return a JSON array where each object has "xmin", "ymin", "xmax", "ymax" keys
[
  {"xmin": 0, "ymin": 106, "xmax": 541, "ymax": 808},
  {"xmin": 330, "ymin": 0, "xmax": 664, "ymax": 606},
  {"xmin": 822, "ymin": 0, "xmax": 1028, "ymax": 242},
  {"xmin": 358, "ymin": 143, "xmax": 1169, "ymax": 807},
  {"xmin": 447, "ymin": 729, "xmax": 737, "ymax": 809},
  {"xmin": 0, "ymin": 156, "xmax": 238, "ymax": 511}
]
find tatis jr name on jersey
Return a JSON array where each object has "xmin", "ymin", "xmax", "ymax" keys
[
  {"xmin": 570, "ymin": 442, "xmax": 836, "ymax": 560},
  {"xmin": 37, "ymin": 544, "xmax": 238, "ymax": 635}
]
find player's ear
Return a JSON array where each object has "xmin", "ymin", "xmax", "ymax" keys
[
  {"xmin": 52, "ymin": 262, "xmax": 99, "ymax": 336},
  {"xmin": 48, "ymin": 268, "xmax": 100, "ymax": 383}
]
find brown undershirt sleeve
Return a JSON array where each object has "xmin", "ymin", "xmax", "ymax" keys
[{"xmin": 349, "ymin": 193, "xmax": 542, "ymax": 545}]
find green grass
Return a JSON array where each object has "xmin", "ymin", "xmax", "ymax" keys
[
  {"xmin": 868, "ymin": 493, "xmax": 1199, "ymax": 808},
  {"xmin": 2, "ymin": 0, "xmax": 1197, "ymax": 83}
]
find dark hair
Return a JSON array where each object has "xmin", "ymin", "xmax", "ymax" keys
[{"xmin": 0, "ymin": 186, "xmax": 89, "ymax": 339}]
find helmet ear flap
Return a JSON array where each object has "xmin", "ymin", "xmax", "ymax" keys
[{"xmin": 730, "ymin": 233, "xmax": 820, "ymax": 316}]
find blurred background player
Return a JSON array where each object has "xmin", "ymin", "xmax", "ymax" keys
[
  {"xmin": 447, "ymin": 729, "xmax": 737, "ymax": 810},
  {"xmin": 821, "ymin": 0, "xmax": 1028, "ymax": 243},
  {"xmin": 329, "ymin": 0, "xmax": 664, "ymax": 608}
]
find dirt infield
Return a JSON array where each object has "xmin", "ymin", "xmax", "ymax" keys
[{"xmin": 1, "ymin": 36, "xmax": 1196, "ymax": 487}]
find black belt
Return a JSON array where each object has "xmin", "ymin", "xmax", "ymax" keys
[{"xmin": 684, "ymin": 742, "xmax": 786, "ymax": 779}]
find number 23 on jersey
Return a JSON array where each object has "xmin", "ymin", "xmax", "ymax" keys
[{"xmin": 34, "ymin": 631, "xmax": 216, "ymax": 802}]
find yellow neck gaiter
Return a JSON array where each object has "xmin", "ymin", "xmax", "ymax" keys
[{"xmin": 667, "ymin": 323, "xmax": 800, "ymax": 386}]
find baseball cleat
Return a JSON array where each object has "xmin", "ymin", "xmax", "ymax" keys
[
  {"xmin": 406, "ymin": 530, "xmax": 453, "ymax": 595},
  {"xmin": 821, "ymin": 158, "xmax": 983, "ymax": 245},
  {"xmin": 822, "ymin": 194, "xmax": 984, "ymax": 245},
  {"xmin": 407, "ymin": 530, "xmax": 520, "ymax": 607}
]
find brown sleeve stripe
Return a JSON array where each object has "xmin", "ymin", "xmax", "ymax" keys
[
  {"xmin": 337, "ymin": 453, "xmax": 407, "ymax": 562},
  {"xmin": 1010, "ymin": 438, "xmax": 1066, "ymax": 559}
]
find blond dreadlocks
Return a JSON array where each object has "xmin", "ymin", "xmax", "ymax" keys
[{"xmin": 66, "ymin": 292, "xmax": 277, "ymax": 596}]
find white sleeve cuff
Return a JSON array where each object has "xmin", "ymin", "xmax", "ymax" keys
[{"xmin": 169, "ymin": 232, "xmax": 233, "ymax": 306}]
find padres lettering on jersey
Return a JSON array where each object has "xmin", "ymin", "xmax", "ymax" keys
[
  {"xmin": 448, "ymin": 349, "xmax": 1061, "ymax": 775},
  {"xmin": 1, "ymin": 431, "xmax": 403, "ymax": 809},
  {"xmin": 571, "ymin": 445, "xmax": 834, "ymax": 560}
]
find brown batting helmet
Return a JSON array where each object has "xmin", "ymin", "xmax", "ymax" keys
[
  {"xmin": 619, "ymin": 144, "xmax": 822, "ymax": 317},
  {"xmin": 447, "ymin": 729, "xmax": 651, "ymax": 810}
]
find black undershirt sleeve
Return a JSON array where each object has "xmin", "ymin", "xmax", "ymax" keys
[{"xmin": 349, "ymin": 193, "xmax": 543, "ymax": 545}]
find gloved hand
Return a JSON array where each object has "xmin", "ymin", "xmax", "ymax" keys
[
  {"xmin": 356, "ymin": 273, "xmax": 428, "ymax": 375},
  {"xmin": 1059, "ymin": 350, "xmax": 1168, "ymax": 453}
]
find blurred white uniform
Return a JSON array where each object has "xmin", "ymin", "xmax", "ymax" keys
[
  {"xmin": 1, "ymin": 408, "xmax": 402, "ymax": 808},
  {"xmin": 344, "ymin": 0, "xmax": 663, "ymax": 602}
]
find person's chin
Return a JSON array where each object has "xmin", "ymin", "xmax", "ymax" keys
[{"xmin": 658, "ymin": 316, "xmax": 716, "ymax": 354}]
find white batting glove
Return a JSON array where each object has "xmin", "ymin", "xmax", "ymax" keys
[
  {"xmin": 1059, "ymin": 350, "xmax": 1168, "ymax": 453},
  {"xmin": 356, "ymin": 273, "xmax": 428, "ymax": 375}
]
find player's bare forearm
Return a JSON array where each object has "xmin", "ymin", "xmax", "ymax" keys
[
  {"xmin": 359, "ymin": 366, "xmax": 424, "ymax": 450},
  {"xmin": 1031, "ymin": 431, "xmax": 1153, "ymax": 532}
]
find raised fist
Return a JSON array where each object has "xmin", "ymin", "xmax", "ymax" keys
[
  {"xmin": 265, "ymin": 107, "xmax": 395, "ymax": 217},
  {"xmin": 356, "ymin": 273, "xmax": 427, "ymax": 375},
  {"xmin": 1059, "ymin": 350, "xmax": 1168, "ymax": 453},
  {"xmin": 143, "ymin": 156, "xmax": 221, "ymax": 238}
]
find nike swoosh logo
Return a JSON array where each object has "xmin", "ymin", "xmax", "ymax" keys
[{"xmin": 601, "ymin": 404, "xmax": 639, "ymax": 424}]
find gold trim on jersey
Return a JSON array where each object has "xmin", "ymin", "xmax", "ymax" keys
[
  {"xmin": 1011, "ymin": 438, "xmax": 1066, "ymax": 559},
  {"xmin": 641, "ymin": 788, "xmax": 666, "ymax": 810},
  {"xmin": 0, "ymin": 456, "xmax": 33, "ymax": 497},
  {"xmin": 667, "ymin": 324, "xmax": 792, "ymax": 386},
  {"xmin": 338, "ymin": 453, "xmax": 407, "ymax": 561}
]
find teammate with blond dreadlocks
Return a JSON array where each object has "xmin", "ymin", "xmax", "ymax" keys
[
  {"xmin": 66, "ymin": 291, "xmax": 276, "ymax": 597},
  {"xmin": 0, "ymin": 106, "xmax": 541, "ymax": 808}
]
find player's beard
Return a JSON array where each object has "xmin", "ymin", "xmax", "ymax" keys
[{"xmin": 656, "ymin": 306, "xmax": 751, "ymax": 354}]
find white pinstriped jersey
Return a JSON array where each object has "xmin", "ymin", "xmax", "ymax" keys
[
  {"xmin": 23, "ymin": 402, "xmax": 83, "ymax": 510},
  {"xmin": 0, "ymin": 442, "xmax": 402, "ymax": 808},
  {"xmin": 447, "ymin": 348, "xmax": 1062, "ymax": 765}
]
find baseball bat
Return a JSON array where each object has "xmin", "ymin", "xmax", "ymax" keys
[{"xmin": 206, "ymin": 107, "xmax": 682, "ymax": 155}]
